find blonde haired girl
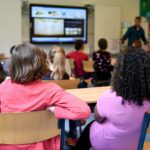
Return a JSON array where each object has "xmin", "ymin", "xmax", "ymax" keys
[{"xmin": 49, "ymin": 46, "xmax": 69, "ymax": 80}]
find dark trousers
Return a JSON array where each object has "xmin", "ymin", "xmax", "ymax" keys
[{"xmin": 74, "ymin": 121, "xmax": 94, "ymax": 150}]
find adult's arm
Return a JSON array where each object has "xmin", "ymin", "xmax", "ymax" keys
[
  {"xmin": 141, "ymin": 29, "xmax": 148, "ymax": 45},
  {"xmin": 120, "ymin": 27, "xmax": 131, "ymax": 44}
]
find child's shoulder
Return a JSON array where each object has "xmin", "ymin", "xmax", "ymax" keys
[{"xmin": 99, "ymin": 89, "xmax": 121, "ymax": 102}]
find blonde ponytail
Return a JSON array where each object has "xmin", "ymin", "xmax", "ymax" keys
[{"xmin": 49, "ymin": 46, "xmax": 66, "ymax": 80}]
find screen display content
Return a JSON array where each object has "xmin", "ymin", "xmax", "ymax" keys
[{"xmin": 30, "ymin": 4, "xmax": 88, "ymax": 44}]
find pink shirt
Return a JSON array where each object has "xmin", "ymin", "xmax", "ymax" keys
[
  {"xmin": 0, "ymin": 79, "xmax": 90, "ymax": 150},
  {"xmin": 66, "ymin": 51, "xmax": 89, "ymax": 77},
  {"xmin": 90, "ymin": 90, "xmax": 150, "ymax": 150}
]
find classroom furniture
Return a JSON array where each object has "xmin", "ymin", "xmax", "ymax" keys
[
  {"xmin": 138, "ymin": 113, "xmax": 150, "ymax": 150},
  {"xmin": 111, "ymin": 57, "xmax": 116, "ymax": 66},
  {"xmin": 67, "ymin": 86, "xmax": 110, "ymax": 103},
  {"xmin": 82, "ymin": 60, "xmax": 94, "ymax": 73},
  {"xmin": 42, "ymin": 79, "xmax": 80, "ymax": 89},
  {"xmin": 0, "ymin": 110, "xmax": 60, "ymax": 144},
  {"xmin": 67, "ymin": 58, "xmax": 80, "ymax": 78},
  {"xmin": 82, "ymin": 58, "xmax": 116, "ymax": 74},
  {"xmin": 143, "ymin": 142, "xmax": 150, "ymax": 150}
]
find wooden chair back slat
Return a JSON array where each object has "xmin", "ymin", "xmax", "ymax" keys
[{"xmin": 0, "ymin": 110, "xmax": 60, "ymax": 144}]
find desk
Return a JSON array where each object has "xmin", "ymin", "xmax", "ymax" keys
[{"xmin": 67, "ymin": 86, "xmax": 111, "ymax": 104}]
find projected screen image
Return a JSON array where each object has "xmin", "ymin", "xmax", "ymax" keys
[
  {"xmin": 34, "ymin": 18, "xmax": 64, "ymax": 36},
  {"xmin": 30, "ymin": 4, "xmax": 87, "ymax": 44}
]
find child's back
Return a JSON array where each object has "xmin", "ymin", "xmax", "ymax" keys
[
  {"xmin": 90, "ymin": 89, "xmax": 150, "ymax": 150},
  {"xmin": 0, "ymin": 43, "xmax": 90, "ymax": 150}
]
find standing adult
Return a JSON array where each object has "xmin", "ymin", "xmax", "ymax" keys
[{"xmin": 120, "ymin": 16, "xmax": 147, "ymax": 47}]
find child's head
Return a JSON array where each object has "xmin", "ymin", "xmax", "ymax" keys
[
  {"xmin": 9, "ymin": 43, "xmax": 48, "ymax": 84},
  {"xmin": 75, "ymin": 39, "xmax": 84, "ymax": 51},
  {"xmin": 48, "ymin": 46, "xmax": 66, "ymax": 80},
  {"xmin": 132, "ymin": 40, "xmax": 142, "ymax": 48},
  {"xmin": 111, "ymin": 48, "xmax": 150, "ymax": 106},
  {"xmin": 98, "ymin": 38, "xmax": 108, "ymax": 50}
]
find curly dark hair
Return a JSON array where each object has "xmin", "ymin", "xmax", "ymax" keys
[
  {"xmin": 111, "ymin": 48, "xmax": 150, "ymax": 106},
  {"xmin": 9, "ymin": 43, "xmax": 48, "ymax": 84}
]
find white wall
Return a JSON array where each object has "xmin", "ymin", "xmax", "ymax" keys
[
  {"xmin": 22, "ymin": 0, "xmax": 140, "ymax": 54},
  {"xmin": 94, "ymin": 5, "xmax": 121, "ymax": 52},
  {"xmin": 0, "ymin": 0, "xmax": 22, "ymax": 57},
  {"xmin": 84, "ymin": 0, "xmax": 139, "ymax": 24}
]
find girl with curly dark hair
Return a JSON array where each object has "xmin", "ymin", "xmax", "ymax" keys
[{"xmin": 75, "ymin": 48, "xmax": 150, "ymax": 150}]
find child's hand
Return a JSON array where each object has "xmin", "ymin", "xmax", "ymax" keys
[{"xmin": 46, "ymin": 106, "xmax": 55, "ymax": 113}]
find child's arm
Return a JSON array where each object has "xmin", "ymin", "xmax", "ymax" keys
[
  {"xmin": 47, "ymin": 83, "xmax": 91, "ymax": 120},
  {"xmin": 94, "ymin": 105, "xmax": 106, "ymax": 123}
]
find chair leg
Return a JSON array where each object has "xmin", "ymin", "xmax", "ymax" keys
[
  {"xmin": 79, "ymin": 120, "xmax": 82, "ymax": 136},
  {"xmin": 137, "ymin": 113, "xmax": 150, "ymax": 150},
  {"xmin": 58, "ymin": 119, "xmax": 65, "ymax": 150}
]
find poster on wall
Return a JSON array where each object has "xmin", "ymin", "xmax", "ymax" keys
[{"xmin": 140, "ymin": 0, "xmax": 150, "ymax": 18}]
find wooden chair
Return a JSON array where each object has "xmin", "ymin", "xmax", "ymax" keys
[
  {"xmin": 43, "ymin": 79, "xmax": 80, "ymax": 89},
  {"xmin": 82, "ymin": 60, "xmax": 94, "ymax": 73},
  {"xmin": 0, "ymin": 53, "xmax": 5, "ymax": 61},
  {"xmin": 0, "ymin": 110, "xmax": 60, "ymax": 144},
  {"xmin": 111, "ymin": 57, "xmax": 116, "ymax": 66},
  {"xmin": 67, "ymin": 58, "xmax": 77, "ymax": 77}
]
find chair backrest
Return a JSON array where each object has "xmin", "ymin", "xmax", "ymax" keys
[
  {"xmin": 82, "ymin": 60, "xmax": 94, "ymax": 73},
  {"xmin": 43, "ymin": 79, "xmax": 80, "ymax": 89},
  {"xmin": 68, "ymin": 58, "xmax": 75, "ymax": 70},
  {"xmin": 111, "ymin": 58, "xmax": 116, "ymax": 66},
  {"xmin": 137, "ymin": 113, "xmax": 150, "ymax": 150},
  {"xmin": 0, "ymin": 110, "xmax": 60, "ymax": 144},
  {"xmin": 67, "ymin": 58, "xmax": 77, "ymax": 77}
]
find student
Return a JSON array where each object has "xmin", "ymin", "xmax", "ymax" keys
[
  {"xmin": 66, "ymin": 39, "xmax": 89, "ymax": 78},
  {"xmin": 45, "ymin": 46, "xmax": 78, "ymax": 145},
  {"xmin": 132, "ymin": 40, "xmax": 142, "ymax": 48},
  {"xmin": 92, "ymin": 38, "xmax": 112, "ymax": 86},
  {"xmin": 43, "ymin": 46, "xmax": 69, "ymax": 80},
  {"xmin": 0, "ymin": 43, "xmax": 91, "ymax": 150},
  {"xmin": 75, "ymin": 48, "xmax": 150, "ymax": 150}
]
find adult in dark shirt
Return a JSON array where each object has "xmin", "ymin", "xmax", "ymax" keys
[{"xmin": 120, "ymin": 16, "xmax": 147, "ymax": 47}]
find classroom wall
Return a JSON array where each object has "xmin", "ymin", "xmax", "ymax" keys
[
  {"xmin": 0, "ymin": 0, "xmax": 22, "ymax": 57},
  {"xmin": 84, "ymin": 0, "xmax": 139, "ymax": 24},
  {"xmin": 0, "ymin": 0, "xmax": 139, "ymax": 57},
  {"xmin": 94, "ymin": 5, "xmax": 121, "ymax": 52},
  {"xmin": 27, "ymin": 0, "xmax": 139, "ymax": 24}
]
